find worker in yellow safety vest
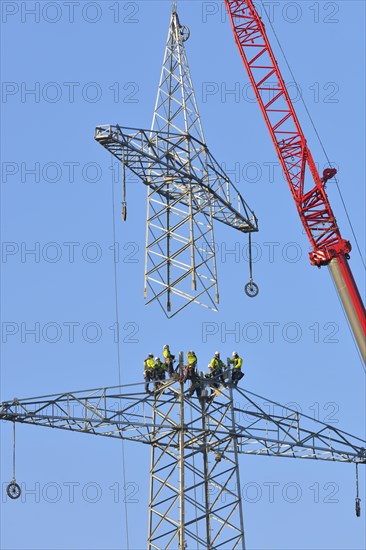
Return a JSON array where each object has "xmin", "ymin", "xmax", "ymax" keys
[
  {"xmin": 154, "ymin": 357, "xmax": 166, "ymax": 389},
  {"xmin": 144, "ymin": 353, "xmax": 155, "ymax": 393},
  {"xmin": 208, "ymin": 352, "xmax": 226, "ymax": 386},
  {"xmin": 163, "ymin": 344, "xmax": 175, "ymax": 377},
  {"xmin": 184, "ymin": 351, "xmax": 200, "ymax": 398},
  {"xmin": 229, "ymin": 352, "xmax": 244, "ymax": 386},
  {"xmin": 186, "ymin": 350, "xmax": 197, "ymax": 369}
]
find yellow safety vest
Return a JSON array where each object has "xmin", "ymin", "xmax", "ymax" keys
[
  {"xmin": 144, "ymin": 358, "xmax": 155, "ymax": 370},
  {"xmin": 187, "ymin": 353, "xmax": 197, "ymax": 365},
  {"xmin": 230, "ymin": 356, "xmax": 243, "ymax": 369},
  {"xmin": 210, "ymin": 357, "xmax": 224, "ymax": 370}
]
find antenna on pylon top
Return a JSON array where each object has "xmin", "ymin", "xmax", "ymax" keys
[{"xmin": 171, "ymin": 0, "xmax": 177, "ymax": 13}]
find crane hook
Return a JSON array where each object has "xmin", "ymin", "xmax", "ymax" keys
[{"xmin": 355, "ymin": 463, "xmax": 361, "ymax": 517}]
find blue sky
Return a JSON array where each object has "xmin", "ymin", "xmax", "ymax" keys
[{"xmin": 1, "ymin": 1, "xmax": 365, "ymax": 549}]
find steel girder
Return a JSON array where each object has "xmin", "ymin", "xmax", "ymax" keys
[
  {"xmin": 95, "ymin": 125, "xmax": 257, "ymax": 316},
  {"xmin": 95, "ymin": 126, "xmax": 256, "ymax": 235},
  {"xmin": 1, "ymin": 381, "xmax": 365, "ymax": 464}
]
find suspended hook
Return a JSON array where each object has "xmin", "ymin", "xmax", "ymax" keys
[
  {"xmin": 121, "ymin": 150, "xmax": 127, "ymax": 222},
  {"xmin": 244, "ymin": 233, "xmax": 259, "ymax": 298},
  {"xmin": 6, "ymin": 422, "xmax": 21, "ymax": 500},
  {"xmin": 355, "ymin": 463, "xmax": 361, "ymax": 517}
]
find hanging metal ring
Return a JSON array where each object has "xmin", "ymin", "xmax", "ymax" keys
[
  {"xmin": 244, "ymin": 281, "xmax": 259, "ymax": 298},
  {"xmin": 7, "ymin": 480, "xmax": 21, "ymax": 500}
]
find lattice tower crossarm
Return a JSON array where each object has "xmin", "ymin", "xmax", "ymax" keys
[
  {"xmin": 1, "ymin": 383, "xmax": 365, "ymax": 462},
  {"xmin": 1, "ymin": 377, "xmax": 365, "ymax": 548}
]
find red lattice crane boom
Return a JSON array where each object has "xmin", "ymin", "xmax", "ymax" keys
[{"xmin": 224, "ymin": 0, "xmax": 366, "ymax": 363}]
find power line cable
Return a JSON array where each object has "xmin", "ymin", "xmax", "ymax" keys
[{"xmin": 110, "ymin": 154, "xmax": 130, "ymax": 548}]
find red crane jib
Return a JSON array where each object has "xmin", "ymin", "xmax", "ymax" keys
[{"xmin": 224, "ymin": 0, "xmax": 351, "ymax": 267}]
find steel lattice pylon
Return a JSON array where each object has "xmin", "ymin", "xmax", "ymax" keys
[
  {"xmin": 1, "ymin": 359, "xmax": 365, "ymax": 549},
  {"xmin": 147, "ymin": 379, "xmax": 245, "ymax": 549},
  {"xmin": 95, "ymin": 7, "xmax": 258, "ymax": 318}
]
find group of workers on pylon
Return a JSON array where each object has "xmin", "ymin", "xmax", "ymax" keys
[
  {"xmin": 143, "ymin": 345, "xmax": 176, "ymax": 393},
  {"xmin": 143, "ymin": 347, "xmax": 244, "ymax": 395}
]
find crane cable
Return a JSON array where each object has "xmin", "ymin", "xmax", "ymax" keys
[
  {"xmin": 12, "ymin": 421, "xmax": 16, "ymax": 481},
  {"xmin": 110, "ymin": 153, "xmax": 130, "ymax": 549},
  {"xmin": 259, "ymin": 0, "xmax": 366, "ymax": 271},
  {"xmin": 355, "ymin": 462, "xmax": 361, "ymax": 517}
]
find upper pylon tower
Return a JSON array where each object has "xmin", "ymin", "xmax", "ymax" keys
[{"xmin": 95, "ymin": 4, "xmax": 258, "ymax": 317}]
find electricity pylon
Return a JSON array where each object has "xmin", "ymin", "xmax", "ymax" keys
[
  {"xmin": 95, "ymin": 7, "xmax": 258, "ymax": 318},
  {"xmin": 1, "ymin": 357, "xmax": 365, "ymax": 549}
]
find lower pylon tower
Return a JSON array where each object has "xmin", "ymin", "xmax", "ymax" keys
[
  {"xmin": 148, "ymin": 367, "xmax": 245, "ymax": 549},
  {"xmin": 1, "ymin": 356, "xmax": 365, "ymax": 548}
]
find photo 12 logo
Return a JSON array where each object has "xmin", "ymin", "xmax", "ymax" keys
[
  {"xmin": 1, "ymin": 81, "xmax": 140, "ymax": 104},
  {"xmin": 1, "ymin": 480, "xmax": 140, "ymax": 504},
  {"xmin": 1, "ymin": 321, "xmax": 140, "ymax": 344},
  {"xmin": 1, "ymin": 241, "xmax": 140, "ymax": 264},
  {"xmin": 202, "ymin": 321, "xmax": 340, "ymax": 344},
  {"xmin": 201, "ymin": 2, "xmax": 340, "ymax": 24},
  {"xmin": 1, "ymin": 2, "xmax": 140, "ymax": 24}
]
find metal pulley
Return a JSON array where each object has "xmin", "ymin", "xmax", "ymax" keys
[
  {"xmin": 180, "ymin": 25, "xmax": 190, "ymax": 42},
  {"xmin": 321, "ymin": 167, "xmax": 337, "ymax": 186},
  {"xmin": 244, "ymin": 233, "xmax": 259, "ymax": 298}
]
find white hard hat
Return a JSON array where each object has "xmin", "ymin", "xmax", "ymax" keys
[
  {"xmin": 155, "ymin": 357, "xmax": 160, "ymax": 361},
  {"xmin": 164, "ymin": 344, "xmax": 169, "ymax": 348},
  {"xmin": 232, "ymin": 351, "xmax": 237, "ymax": 356},
  {"xmin": 149, "ymin": 353, "xmax": 153, "ymax": 357},
  {"xmin": 215, "ymin": 351, "xmax": 220, "ymax": 356}
]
